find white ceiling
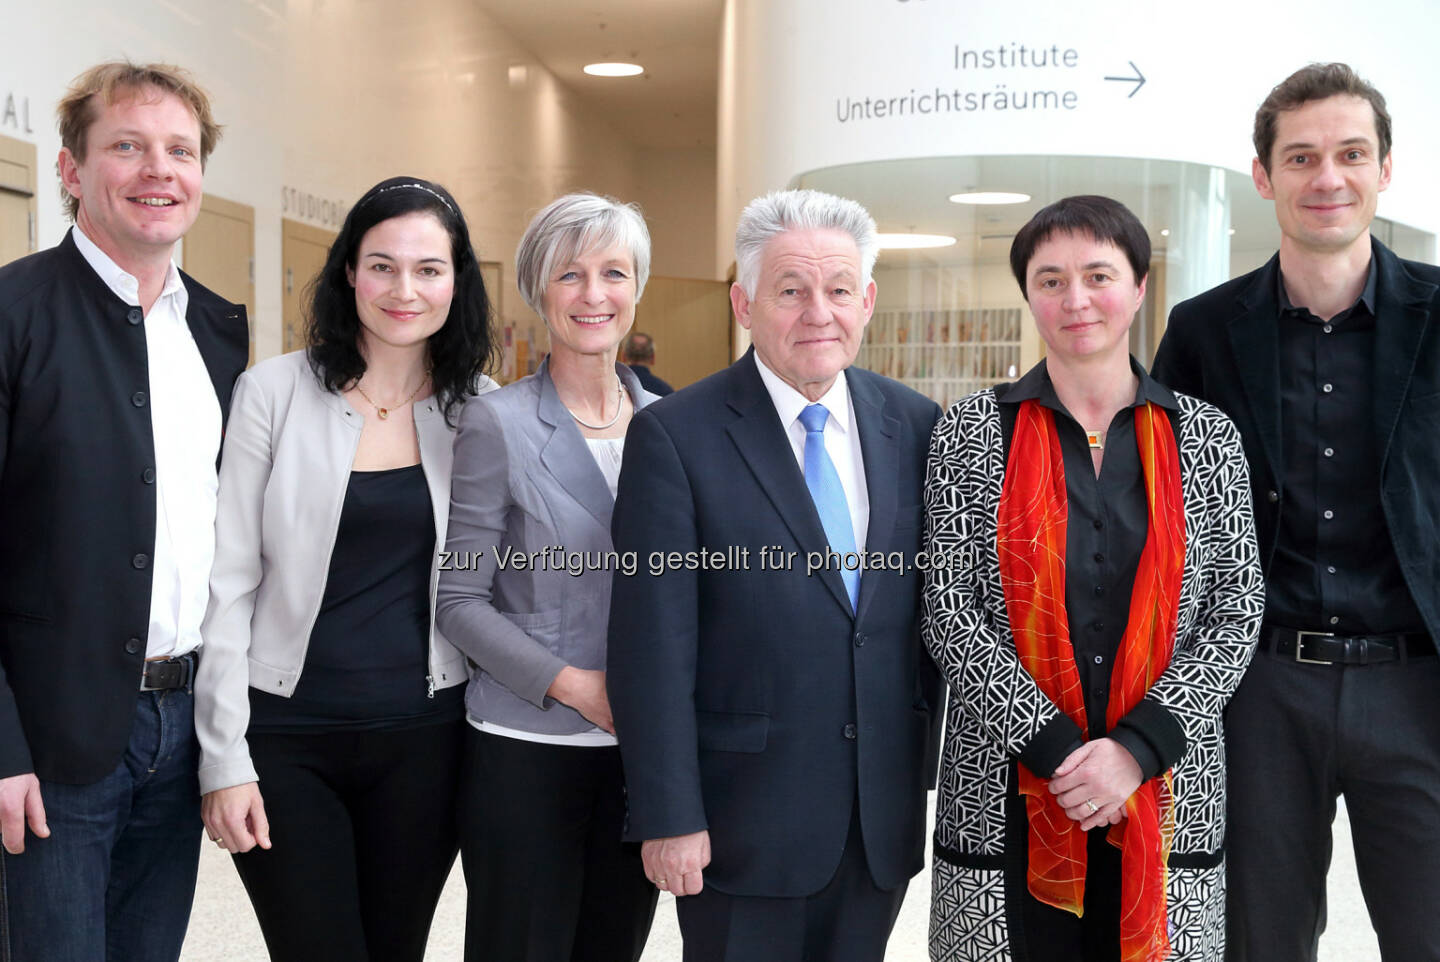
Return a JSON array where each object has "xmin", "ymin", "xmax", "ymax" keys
[{"xmin": 473, "ymin": 0, "xmax": 723, "ymax": 150}]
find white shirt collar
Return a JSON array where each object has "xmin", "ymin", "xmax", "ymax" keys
[
  {"xmin": 71, "ymin": 224, "xmax": 185, "ymax": 310},
  {"xmin": 752, "ymin": 350, "xmax": 853, "ymax": 436}
]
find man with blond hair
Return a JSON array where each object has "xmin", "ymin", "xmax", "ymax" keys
[{"xmin": 0, "ymin": 62, "xmax": 247, "ymax": 960}]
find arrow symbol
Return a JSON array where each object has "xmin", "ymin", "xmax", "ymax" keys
[{"xmin": 1104, "ymin": 61, "xmax": 1146, "ymax": 98}]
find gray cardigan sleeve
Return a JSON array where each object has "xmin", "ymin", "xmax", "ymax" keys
[
  {"xmin": 434, "ymin": 396, "xmax": 570, "ymax": 708},
  {"xmin": 194, "ymin": 370, "xmax": 270, "ymax": 795}
]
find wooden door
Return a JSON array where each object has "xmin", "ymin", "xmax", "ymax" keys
[
  {"xmin": 183, "ymin": 194, "xmax": 255, "ymax": 363},
  {"xmin": 632, "ymin": 276, "xmax": 732, "ymax": 389},
  {"xmin": 0, "ymin": 134, "xmax": 37, "ymax": 268},
  {"xmin": 281, "ymin": 219, "xmax": 336, "ymax": 354}
]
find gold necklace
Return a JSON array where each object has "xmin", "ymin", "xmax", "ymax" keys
[{"xmin": 354, "ymin": 371, "xmax": 430, "ymax": 420}]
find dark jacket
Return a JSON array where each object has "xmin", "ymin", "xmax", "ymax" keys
[
  {"xmin": 0, "ymin": 231, "xmax": 248, "ymax": 783},
  {"xmin": 1151, "ymin": 237, "xmax": 1440, "ymax": 643},
  {"xmin": 608, "ymin": 349, "xmax": 942, "ymax": 897},
  {"xmin": 627, "ymin": 363, "xmax": 673, "ymax": 396}
]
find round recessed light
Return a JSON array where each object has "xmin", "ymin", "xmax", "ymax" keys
[
  {"xmin": 876, "ymin": 233, "xmax": 957, "ymax": 250},
  {"xmin": 948, "ymin": 191, "xmax": 1031, "ymax": 205},
  {"xmin": 1228, "ymin": 228, "xmax": 1237, "ymax": 235},
  {"xmin": 583, "ymin": 62, "xmax": 644, "ymax": 77},
  {"xmin": 1160, "ymin": 229, "xmax": 1171, "ymax": 237}
]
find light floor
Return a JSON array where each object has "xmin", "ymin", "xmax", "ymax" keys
[{"xmin": 182, "ymin": 797, "xmax": 1381, "ymax": 961}]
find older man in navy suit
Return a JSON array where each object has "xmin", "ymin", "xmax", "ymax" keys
[{"xmin": 608, "ymin": 189, "xmax": 942, "ymax": 962}]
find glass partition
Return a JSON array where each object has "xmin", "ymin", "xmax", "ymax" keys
[{"xmin": 795, "ymin": 155, "xmax": 1433, "ymax": 407}]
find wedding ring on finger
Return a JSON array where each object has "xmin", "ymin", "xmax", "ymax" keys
[{"xmin": 1085, "ymin": 798, "xmax": 1100, "ymax": 815}]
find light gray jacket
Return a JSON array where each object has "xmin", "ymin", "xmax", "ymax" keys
[
  {"xmin": 435, "ymin": 359, "xmax": 657, "ymax": 734},
  {"xmin": 194, "ymin": 350, "xmax": 497, "ymax": 794}
]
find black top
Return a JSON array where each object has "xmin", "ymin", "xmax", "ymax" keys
[
  {"xmin": 628, "ymin": 363, "xmax": 674, "ymax": 396},
  {"xmin": 249, "ymin": 464, "xmax": 462, "ymax": 733},
  {"xmin": 1266, "ymin": 265, "xmax": 1425, "ymax": 635},
  {"xmin": 997, "ymin": 359, "xmax": 1180, "ymax": 781}
]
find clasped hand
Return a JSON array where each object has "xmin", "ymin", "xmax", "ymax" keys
[{"xmin": 1047, "ymin": 737, "xmax": 1143, "ymax": 832}]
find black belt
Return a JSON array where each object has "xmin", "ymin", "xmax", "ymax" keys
[
  {"xmin": 1260, "ymin": 625, "xmax": 1435, "ymax": 665},
  {"xmin": 140, "ymin": 651, "xmax": 198, "ymax": 691}
]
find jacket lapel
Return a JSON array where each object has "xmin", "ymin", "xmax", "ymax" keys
[
  {"xmin": 724, "ymin": 352, "xmax": 854, "ymax": 615},
  {"xmin": 181, "ymin": 271, "xmax": 248, "ymax": 418},
  {"xmin": 1226, "ymin": 255, "xmax": 1285, "ymax": 480},
  {"xmin": 851, "ymin": 370, "xmax": 898, "ymax": 621},
  {"xmin": 536, "ymin": 361, "xmax": 616, "ymax": 530},
  {"xmin": 1371, "ymin": 239, "xmax": 1438, "ymax": 469}
]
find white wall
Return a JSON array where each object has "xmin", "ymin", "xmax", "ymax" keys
[
  {"xmin": 0, "ymin": 0, "xmax": 712, "ymax": 359},
  {"xmin": 718, "ymin": 0, "xmax": 1440, "ymax": 269}
]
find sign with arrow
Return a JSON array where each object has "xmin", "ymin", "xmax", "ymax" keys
[{"xmin": 1104, "ymin": 61, "xmax": 1147, "ymax": 98}]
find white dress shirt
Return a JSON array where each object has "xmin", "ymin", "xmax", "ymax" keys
[
  {"xmin": 73, "ymin": 226, "xmax": 221, "ymax": 660},
  {"xmin": 753, "ymin": 352, "xmax": 869, "ymax": 553}
]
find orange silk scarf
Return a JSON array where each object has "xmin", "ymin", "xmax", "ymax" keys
[{"xmin": 997, "ymin": 399, "xmax": 1184, "ymax": 962}]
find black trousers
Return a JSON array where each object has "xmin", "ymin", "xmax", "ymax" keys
[
  {"xmin": 1225, "ymin": 647, "xmax": 1440, "ymax": 961},
  {"xmin": 1017, "ymin": 827, "xmax": 1122, "ymax": 962},
  {"xmin": 231, "ymin": 720, "xmax": 463, "ymax": 962},
  {"xmin": 675, "ymin": 801, "xmax": 907, "ymax": 962},
  {"xmin": 458, "ymin": 729, "xmax": 657, "ymax": 962}
]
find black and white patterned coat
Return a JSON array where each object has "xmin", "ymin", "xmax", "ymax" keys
[{"xmin": 922, "ymin": 388, "xmax": 1264, "ymax": 962}]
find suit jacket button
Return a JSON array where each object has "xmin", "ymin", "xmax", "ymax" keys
[
  {"xmin": 132, "ymin": 553, "xmax": 149, "ymax": 569},
  {"xmin": 126, "ymin": 308, "xmax": 143, "ymax": 326},
  {"xmin": 1267, "ymin": 490, "xmax": 1280, "ymax": 503},
  {"xmin": 853, "ymin": 632, "xmax": 866, "ymax": 648},
  {"xmin": 142, "ymin": 467, "xmax": 156, "ymax": 484},
  {"xmin": 131, "ymin": 391, "xmax": 147, "ymax": 407},
  {"xmin": 125, "ymin": 637, "xmax": 142, "ymax": 654},
  {"xmin": 843, "ymin": 723, "xmax": 857, "ymax": 740}
]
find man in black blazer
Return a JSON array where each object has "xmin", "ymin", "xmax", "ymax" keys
[
  {"xmin": 609, "ymin": 189, "xmax": 942, "ymax": 962},
  {"xmin": 1152, "ymin": 63, "xmax": 1440, "ymax": 960},
  {"xmin": 0, "ymin": 63, "xmax": 247, "ymax": 961}
]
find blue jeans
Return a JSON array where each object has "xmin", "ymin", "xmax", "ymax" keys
[{"xmin": 0, "ymin": 687, "xmax": 202, "ymax": 962}]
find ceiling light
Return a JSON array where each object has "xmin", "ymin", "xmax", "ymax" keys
[
  {"xmin": 1160, "ymin": 229, "xmax": 1170, "ymax": 237},
  {"xmin": 584, "ymin": 62, "xmax": 644, "ymax": 77},
  {"xmin": 1228, "ymin": 228, "xmax": 1236, "ymax": 235},
  {"xmin": 877, "ymin": 233, "xmax": 957, "ymax": 250},
  {"xmin": 948, "ymin": 191, "xmax": 1030, "ymax": 205}
]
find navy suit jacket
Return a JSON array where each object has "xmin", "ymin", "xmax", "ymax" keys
[
  {"xmin": 1152, "ymin": 237, "xmax": 1440, "ymax": 643},
  {"xmin": 0, "ymin": 231, "xmax": 248, "ymax": 783},
  {"xmin": 608, "ymin": 349, "xmax": 942, "ymax": 897}
]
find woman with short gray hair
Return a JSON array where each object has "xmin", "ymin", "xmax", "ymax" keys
[{"xmin": 437, "ymin": 192, "xmax": 659, "ymax": 962}]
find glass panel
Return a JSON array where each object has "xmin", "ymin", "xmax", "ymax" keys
[{"xmin": 795, "ymin": 154, "xmax": 1434, "ymax": 405}]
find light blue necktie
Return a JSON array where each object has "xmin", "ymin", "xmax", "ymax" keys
[{"xmin": 799, "ymin": 403, "xmax": 859, "ymax": 610}]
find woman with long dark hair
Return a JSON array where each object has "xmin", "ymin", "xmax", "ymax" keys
[{"xmin": 194, "ymin": 176, "xmax": 499, "ymax": 961}]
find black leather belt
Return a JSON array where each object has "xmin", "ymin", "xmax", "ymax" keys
[
  {"xmin": 140, "ymin": 651, "xmax": 198, "ymax": 691},
  {"xmin": 1260, "ymin": 625, "xmax": 1435, "ymax": 665}
]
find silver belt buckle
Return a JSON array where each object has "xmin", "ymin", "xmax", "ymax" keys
[{"xmin": 1295, "ymin": 630, "xmax": 1336, "ymax": 665}]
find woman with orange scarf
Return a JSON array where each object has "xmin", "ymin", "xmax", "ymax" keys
[{"xmin": 923, "ymin": 196, "xmax": 1264, "ymax": 962}]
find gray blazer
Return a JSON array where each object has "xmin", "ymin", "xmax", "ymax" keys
[
  {"xmin": 435, "ymin": 359, "xmax": 658, "ymax": 734},
  {"xmin": 195, "ymin": 350, "xmax": 498, "ymax": 794}
]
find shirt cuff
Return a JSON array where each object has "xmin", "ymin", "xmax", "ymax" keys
[
  {"xmin": 1112, "ymin": 698, "xmax": 1187, "ymax": 780},
  {"xmin": 1018, "ymin": 713, "xmax": 1084, "ymax": 779}
]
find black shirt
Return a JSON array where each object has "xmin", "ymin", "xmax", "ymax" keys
[
  {"xmin": 1266, "ymin": 264, "xmax": 1425, "ymax": 634},
  {"xmin": 249, "ymin": 464, "xmax": 463, "ymax": 733},
  {"xmin": 997, "ymin": 359, "xmax": 1181, "ymax": 780}
]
